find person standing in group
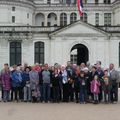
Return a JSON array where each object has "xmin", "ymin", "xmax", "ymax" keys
[
  {"xmin": 89, "ymin": 66, "xmax": 98, "ymax": 100},
  {"xmin": 66, "ymin": 61, "xmax": 75, "ymax": 102},
  {"xmin": 91, "ymin": 75, "xmax": 101, "ymax": 104},
  {"xmin": 61, "ymin": 65, "xmax": 69, "ymax": 102},
  {"xmin": 109, "ymin": 63, "xmax": 119, "ymax": 103},
  {"xmin": 102, "ymin": 70, "xmax": 111, "ymax": 103},
  {"xmin": 23, "ymin": 67, "xmax": 31, "ymax": 102},
  {"xmin": 52, "ymin": 68, "xmax": 61, "ymax": 103},
  {"xmin": 11, "ymin": 66, "xmax": 23, "ymax": 102},
  {"xmin": 41, "ymin": 64, "xmax": 51, "ymax": 103},
  {"xmin": 79, "ymin": 71, "xmax": 87, "ymax": 104},
  {"xmin": 74, "ymin": 66, "xmax": 80, "ymax": 103},
  {"xmin": 29, "ymin": 66, "xmax": 40, "ymax": 103},
  {"xmin": 1, "ymin": 63, "xmax": 11, "ymax": 102},
  {"xmin": 39, "ymin": 65, "xmax": 44, "ymax": 102},
  {"xmin": 96, "ymin": 61, "xmax": 104, "ymax": 102}
]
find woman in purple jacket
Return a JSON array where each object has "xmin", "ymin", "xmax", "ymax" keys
[{"xmin": 1, "ymin": 66, "xmax": 11, "ymax": 102}]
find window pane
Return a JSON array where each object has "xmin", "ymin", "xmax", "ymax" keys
[
  {"xmin": 10, "ymin": 42, "xmax": 21, "ymax": 66},
  {"xmin": 35, "ymin": 42, "xmax": 44, "ymax": 64}
]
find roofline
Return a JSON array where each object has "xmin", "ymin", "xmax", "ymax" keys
[{"xmin": 49, "ymin": 20, "xmax": 110, "ymax": 37}]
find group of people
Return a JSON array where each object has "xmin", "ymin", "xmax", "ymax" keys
[{"xmin": 0, "ymin": 61, "xmax": 119, "ymax": 104}]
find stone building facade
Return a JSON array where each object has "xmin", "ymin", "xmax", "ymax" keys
[{"xmin": 0, "ymin": 0, "xmax": 120, "ymax": 68}]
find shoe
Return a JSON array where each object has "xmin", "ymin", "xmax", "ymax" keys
[{"xmin": 113, "ymin": 101, "xmax": 117, "ymax": 104}]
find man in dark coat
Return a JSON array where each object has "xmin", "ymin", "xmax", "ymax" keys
[{"xmin": 109, "ymin": 63, "xmax": 119, "ymax": 103}]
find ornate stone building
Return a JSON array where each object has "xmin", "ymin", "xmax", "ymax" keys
[{"xmin": 0, "ymin": 0, "xmax": 120, "ymax": 68}]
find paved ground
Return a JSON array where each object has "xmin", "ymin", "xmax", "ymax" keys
[{"xmin": 0, "ymin": 90, "xmax": 120, "ymax": 120}]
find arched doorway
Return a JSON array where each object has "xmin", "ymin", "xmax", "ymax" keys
[{"xmin": 70, "ymin": 44, "xmax": 89, "ymax": 65}]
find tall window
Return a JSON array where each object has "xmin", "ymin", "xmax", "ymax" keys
[
  {"xmin": 35, "ymin": 42, "xmax": 44, "ymax": 64},
  {"xmin": 104, "ymin": 0, "xmax": 111, "ymax": 4},
  {"xmin": 47, "ymin": 0, "xmax": 51, "ymax": 4},
  {"xmin": 70, "ymin": 13, "xmax": 77, "ymax": 24},
  {"xmin": 10, "ymin": 42, "xmax": 21, "ymax": 66},
  {"xmin": 80, "ymin": 13, "xmax": 87, "ymax": 23},
  {"xmin": 27, "ymin": 13, "xmax": 29, "ymax": 19},
  {"xmin": 95, "ymin": 0, "xmax": 99, "ymax": 4},
  {"xmin": 60, "ymin": 13, "xmax": 67, "ymax": 26},
  {"xmin": 95, "ymin": 13, "xmax": 99, "ymax": 26},
  {"xmin": 12, "ymin": 16, "xmax": 15, "ymax": 23},
  {"xmin": 12, "ymin": 7, "xmax": 15, "ymax": 11},
  {"xmin": 104, "ymin": 13, "xmax": 111, "ymax": 26}
]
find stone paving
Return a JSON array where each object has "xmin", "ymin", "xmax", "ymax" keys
[{"xmin": 0, "ymin": 90, "xmax": 120, "ymax": 120}]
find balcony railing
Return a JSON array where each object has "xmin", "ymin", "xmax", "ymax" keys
[
  {"xmin": 0, "ymin": 26, "xmax": 60, "ymax": 33},
  {"xmin": 0, "ymin": 26, "xmax": 120, "ymax": 34},
  {"xmin": 97, "ymin": 26, "xmax": 120, "ymax": 33}
]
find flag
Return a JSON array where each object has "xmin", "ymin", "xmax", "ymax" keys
[{"xmin": 77, "ymin": 0, "xmax": 83, "ymax": 16}]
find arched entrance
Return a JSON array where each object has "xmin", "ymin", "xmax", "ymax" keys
[{"xmin": 70, "ymin": 44, "xmax": 89, "ymax": 65}]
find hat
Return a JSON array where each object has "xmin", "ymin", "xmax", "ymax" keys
[{"xmin": 83, "ymin": 67, "xmax": 89, "ymax": 72}]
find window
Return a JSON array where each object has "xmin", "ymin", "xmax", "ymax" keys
[
  {"xmin": 70, "ymin": 54, "xmax": 77, "ymax": 64},
  {"xmin": 95, "ymin": 13, "xmax": 99, "ymax": 26},
  {"xmin": 12, "ymin": 16, "xmax": 15, "ymax": 23},
  {"xmin": 12, "ymin": 7, "xmax": 15, "ymax": 11},
  {"xmin": 42, "ymin": 22, "xmax": 44, "ymax": 26},
  {"xmin": 35, "ymin": 42, "xmax": 44, "ymax": 64},
  {"xmin": 60, "ymin": 13, "xmax": 67, "ymax": 26},
  {"xmin": 27, "ymin": 13, "xmax": 29, "ymax": 19},
  {"xmin": 70, "ymin": 13, "xmax": 77, "ymax": 24},
  {"xmin": 104, "ymin": 0, "xmax": 111, "ymax": 4},
  {"xmin": 10, "ymin": 42, "xmax": 21, "ymax": 66},
  {"xmin": 95, "ymin": 0, "xmax": 99, "ymax": 4},
  {"xmin": 47, "ymin": 22, "xmax": 51, "ymax": 26},
  {"xmin": 104, "ymin": 13, "xmax": 111, "ymax": 26},
  {"xmin": 47, "ymin": 0, "xmax": 51, "ymax": 4},
  {"xmin": 80, "ymin": 13, "xmax": 87, "ymax": 23}
]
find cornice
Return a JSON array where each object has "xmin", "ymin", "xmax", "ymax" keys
[{"xmin": 0, "ymin": 0, "xmax": 35, "ymax": 9}]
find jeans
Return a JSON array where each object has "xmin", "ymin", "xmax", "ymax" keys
[
  {"xmin": 104, "ymin": 92, "xmax": 110, "ymax": 102},
  {"xmin": 24, "ymin": 85, "xmax": 31, "ymax": 101},
  {"xmin": 79, "ymin": 86, "xmax": 87, "ymax": 103},
  {"xmin": 40, "ymin": 85, "xmax": 44, "ymax": 102},
  {"xmin": 43, "ymin": 83, "xmax": 51, "ymax": 102},
  {"xmin": 3, "ymin": 90, "xmax": 10, "ymax": 101},
  {"xmin": 93, "ymin": 93, "xmax": 99, "ymax": 101}
]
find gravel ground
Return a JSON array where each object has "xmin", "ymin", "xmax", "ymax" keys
[{"xmin": 0, "ymin": 89, "xmax": 120, "ymax": 120}]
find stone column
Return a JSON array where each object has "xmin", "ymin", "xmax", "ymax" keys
[
  {"xmin": 57, "ymin": 13, "xmax": 60, "ymax": 26},
  {"xmin": 67, "ymin": 13, "xmax": 70, "ymax": 25},
  {"xmin": 45, "ymin": 13, "xmax": 48, "ymax": 26}
]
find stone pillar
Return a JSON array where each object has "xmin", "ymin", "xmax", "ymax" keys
[
  {"xmin": 67, "ymin": 13, "xmax": 70, "ymax": 25},
  {"xmin": 57, "ymin": 13, "xmax": 60, "ymax": 26},
  {"xmin": 45, "ymin": 13, "xmax": 48, "ymax": 26}
]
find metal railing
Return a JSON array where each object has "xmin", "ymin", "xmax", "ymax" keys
[{"xmin": 97, "ymin": 26, "xmax": 120, "ymax": 33}]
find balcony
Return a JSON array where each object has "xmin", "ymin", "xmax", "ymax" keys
[
  {"xmin": 0, "ymin": 26, "xmax": 60, "ymax": 33},
  {"xmin": 97, "ymin": 26, "xmax": 120, "ymax": 33}
]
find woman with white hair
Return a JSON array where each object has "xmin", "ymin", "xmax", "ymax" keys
[
  {"xmin": 11, "ymin": 66, "xmax": 23, "ymax": 102},
  {"xmin": 60, "ymin": 65, "xmax": 69, "ymax": 102}
]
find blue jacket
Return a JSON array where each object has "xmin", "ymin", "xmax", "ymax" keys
[
  {"xmin": 22, "ymin": 72, "xmax": 30, "ymax": 87},
  {"xmin": 11, "ymin": 71, "xmax": 23, "ymax": 87}
]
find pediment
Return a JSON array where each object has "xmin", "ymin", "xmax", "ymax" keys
[{"xmin": 50, "ymin": 21, "xmax": 109, "ymax": 37}]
